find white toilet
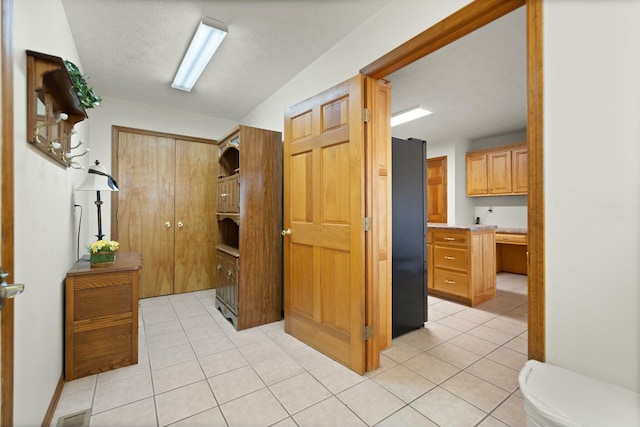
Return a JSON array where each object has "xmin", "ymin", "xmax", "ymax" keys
[{"xmin": 518, "ymin": 360, "xmax": 640, "ymax": 427}]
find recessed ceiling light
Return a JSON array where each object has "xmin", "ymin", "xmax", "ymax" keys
[
  {"xmin": 391, "ymin": 106, "xmax": 432, "ymax": 127},
  {"xmin": 171, "ymin": 17, "xmax": 228, "ymax": 92}
]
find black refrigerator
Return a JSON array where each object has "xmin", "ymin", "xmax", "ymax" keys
[{"xmin": 391, "ymin": 137, "xmax": 427, "ymax": 337}]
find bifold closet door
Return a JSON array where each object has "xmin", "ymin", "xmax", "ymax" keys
[
  {"xmin": 174, "ymin": 139, "xmax": 216, "ymax": 293},
  {"xmin": 117, "ymin": 132, "xmax": 175, "ymax": 298}
]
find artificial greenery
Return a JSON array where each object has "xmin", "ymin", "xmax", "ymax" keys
[{"xmin": 64, "ymin": 60, "xmax": 102, "ymax": 109}]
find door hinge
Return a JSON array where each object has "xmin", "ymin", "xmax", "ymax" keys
[
  {"xmin": 362, "ymin": 325, "xmax": 371, "ymax": 341},
  {"xmin": 362, "ymin": 217, "xmax": 371, "ymax": 232},
  {"xmin": 362, "ymin": 108, "xmax": 371, "ymax": 123}
]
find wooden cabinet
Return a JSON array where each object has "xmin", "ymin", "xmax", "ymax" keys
[
  {"xmin": 511, "ymin": 146, "xmax": 528, "ymax": 194},
  {"xmin": 214, "ymin": 125, "xmax": 283, "ymax": 330},
  {"xmin": 113, "ymin": 128, "xmax": 217, "ymax": 298},
  {"xmin": 428, "ymin": 228, "xmax": 496, "ymax": 306},
  {"xmin": 487, "ymin": 149, "xmax": 512, "ymax": 194},
  {"xmin": 65, "ymin": 252, "xmax": 142, "ymax": 380},
  {"xmin": 496, "ymin": 231, "xmax": 528, "ymax": 275},
  {"xmin": 466, "ymin": 143, "xmax": 526, "ymax": 196}
]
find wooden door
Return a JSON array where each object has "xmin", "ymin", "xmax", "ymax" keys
[
  {"xmin": 512, "ymin": 146, "xmax": 528, "ymax": 193},
  {"xmin": 116, "ymin": 132, "xmax": 175, "ymax": 297},
  {"xmin": 174, "ymin": 140, "xmax": 216, "ymax": 293},
  {"xmin": 427, "ymin": 156, "xmax": 447, "ymax": 223},
  {"xmin": 466, "ymin": 153, "xmax": 487, "ymax": 195},
  {"xmin": 487, "ymin": 150, "xmax": 512, "ymax": 194},
  {"xmin": 283, "ymin": 75, "xmax": 367, "ymax": 374},
  {"xmin": 0, "ymin": 0, "xmax": 15, "ymax": 420}
]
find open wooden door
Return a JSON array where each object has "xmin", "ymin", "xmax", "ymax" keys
[{"xmin": 283, "ymin": 75, "xmax": 370, "ymax": 374}]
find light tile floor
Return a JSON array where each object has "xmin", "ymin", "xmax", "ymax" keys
[{"xmin": 53, "ymin": 273, "xmax": 529, "ymax": 427}]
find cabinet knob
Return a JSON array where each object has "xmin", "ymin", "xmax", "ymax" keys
[
  {"xmin": 281, "ymin": 229, "xmax": 291, "ymax": 236},
  {"xmin": 178, "ymin": 221, "xmax": 184, "ymax": 228},
  {"xmin": 217, "ymin": 264, "xmax": 222, "ymax": 271},
  {"xmin": 227, "ymin": 269, "xmax": 233, "ymax": 277},
  {"xmin": 165, "ymin": 221, "xmax": 171, "ymax": 228},
  {"xmin": 221, "ymin": 193, "xmax": 228, "ymax": 199}
]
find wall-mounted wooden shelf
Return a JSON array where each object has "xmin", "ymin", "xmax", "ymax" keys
[{"xmin": 26, "ymin": 50, "xmax": 87, "ymax": 167}]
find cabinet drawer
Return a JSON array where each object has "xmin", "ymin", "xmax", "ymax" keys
[
  {"xmin": 434, "ymin": 246, "xmax": 467, "ymax": 271},
  {"xmin": 427, "ymin": 230, "xmax": 433, "ymax": 244},
  {"xmin": 434, "ymin": 269, "xmax": 469, "ymax": 297},
  {"xmin": 496, "ymin": 233, "xmax": 527, "ymax": 245},
  {"xmin": 433, "ymin": 230, "xmax": 467, "ymax": 246}
]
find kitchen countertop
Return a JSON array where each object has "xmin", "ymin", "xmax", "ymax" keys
[
  {"xmin": 496, "ymin": 227, "xmax": 528, "ymax": 234},
  {"xmin": 427, "ymin": 223, "xmax": 498, "ymax": 232}
]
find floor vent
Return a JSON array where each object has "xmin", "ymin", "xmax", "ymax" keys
[{"xmin": 56, "ymin": 409, "xmax": 91, "ymax": 427}]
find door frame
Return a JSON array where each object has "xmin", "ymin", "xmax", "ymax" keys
[
  {"xmin": 361, "ymin": 0, "xmax": 544, "ymax": 360},
  {"xmin": 1, "ymin": 0, "xmax": 15, "ymax": 423}
]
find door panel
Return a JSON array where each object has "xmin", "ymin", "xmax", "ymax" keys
[
  {"xmin": 174, "ymin": 140, "xmax": 216, "ymax": 293},
  {"xmin": 284, "ymin": 75, "xmax": 366, "ymax": 374},
  {"xmin": 117, "ymin": 132, "xmax": 175, "ymax": 297}
]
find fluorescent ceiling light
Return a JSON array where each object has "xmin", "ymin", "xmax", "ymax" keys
[
  {"xmin": 391, "ymin": 106, "xmax": 432, "ymax": 127},
  {"xmin": 171, "ymin": 17, "xmax": 228, "ymax": 92}
]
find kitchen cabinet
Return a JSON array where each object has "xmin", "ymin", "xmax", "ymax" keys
[
  {"xmin": 511, "ymin": 146, "xmax": 528, "ymax": 194},
  {"xmin": 214, "ymin": 125, "xmax": 283, "ymax": 330},
  {"xmin": 466, "ymin": 143, "xmax": 527, "ymax": 196},
  {"xmin": 428, "ymin": 226, "xmax": 496, "ymax": 306},
  {"xmin": 65, "ymin": 252, "xmax": 142, "ymax": 380},
  {"xmin": 113, "ymin": 128, "xmax": 217, "ymax": 298},
  {"xmin": 496, "ymin": 230, "xmax": 528, "ymax": 275}
]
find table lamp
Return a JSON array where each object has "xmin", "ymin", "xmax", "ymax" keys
[{"xmin": 77, "ymin": 160, "xmax": 119, "ymax": 240}]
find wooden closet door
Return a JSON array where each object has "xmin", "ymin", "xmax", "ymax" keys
[
  {"xmin": 117, "ymin": 132, "xmax": 175, "ymax": 297},
  {"xmin": 174, "ymin": 140, "xmax": 217, "ymax": 293}
]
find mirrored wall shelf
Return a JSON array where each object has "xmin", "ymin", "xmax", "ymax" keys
[{"xmin": 26, "ymin": 50, "xmax": 88, "ymax": 168}]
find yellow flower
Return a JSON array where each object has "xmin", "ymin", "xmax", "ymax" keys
[{"xmin": 88, "ymin": 240, "xmax": 120, "ymax": 253}]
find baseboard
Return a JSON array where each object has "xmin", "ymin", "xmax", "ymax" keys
[{"xmin": 41, "ymin": 374, "xmax": 64, "ymax": 427}]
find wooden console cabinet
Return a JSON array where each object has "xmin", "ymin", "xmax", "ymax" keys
[
  {"xmin": 214, "ymin": 125, "xmax": 283, "ymax": 330},
  {"xmin": 65, "ymin": 251, "xmax": 142, "ymax": 380}
]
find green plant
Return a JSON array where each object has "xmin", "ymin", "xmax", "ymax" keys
[{"xmin": 64, "ymin": 60, "xmax": 102, "ymax": 109}]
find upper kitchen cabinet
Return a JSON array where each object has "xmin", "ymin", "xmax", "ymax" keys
[
  {"xmin": 466, "ymin": 143, "xmax": 527, "ymax": 197},
  {"xmin": 511, "ymin": 146, "xmax": 528, "ymax": 194}
]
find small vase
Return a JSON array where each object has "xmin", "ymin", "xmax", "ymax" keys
[{"xmin": 90, "ymin": 251, "xmax": 116, "ymax": 267}]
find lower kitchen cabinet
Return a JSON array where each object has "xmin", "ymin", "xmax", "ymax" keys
[
  {"xmin": 64, "ymin": 251, "xmax": 143, "ymax": 381},
  {"xmin": 428, "ymin": 226, "xmax": 496, "ymax": 306}
]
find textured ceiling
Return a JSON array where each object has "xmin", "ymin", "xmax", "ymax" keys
[
  {"xmin": 61, "ymin": 1, "xmax": 525, "ymax": 142},
  {"xmin": 389, "ymin": 7, "xmax": 526, "ymax": 144},
  {"xmin": 61, "ymin": 0, "xmax": 390, "ymax": 120}
]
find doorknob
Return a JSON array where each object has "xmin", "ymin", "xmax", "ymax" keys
[
  {"xmin": 178, "ymin": 221, "xmax": 184, "ymax": 228},
  {"xmin": 281, "ymin": 229, "xmax": 291, "ymax": 236},
  {"xmin": 165, "ymin": 221, "xmax": 171, "ymax": 228},
  {"xmin": 0, "ymin": 268, "xmax": 24, "ymax": 311}
]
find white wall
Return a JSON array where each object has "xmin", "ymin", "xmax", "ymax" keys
[
  {"xmin": 243, "ymin": 0, "xmax": 640, "ymax": 394},
  {"xmin": 13, "ymin": 3, "xmax": 236, "ymax": 425},
  {"xmin": 13, "ymin": 1, "xmax": 88, "ymax": 425},
  {"xmin": 544, "ymin": 1, "xmax": 640, "ymax": 392},
  {"xmin": 426, "ymin": 136, "xmax": 473, "ymax": 225}
]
